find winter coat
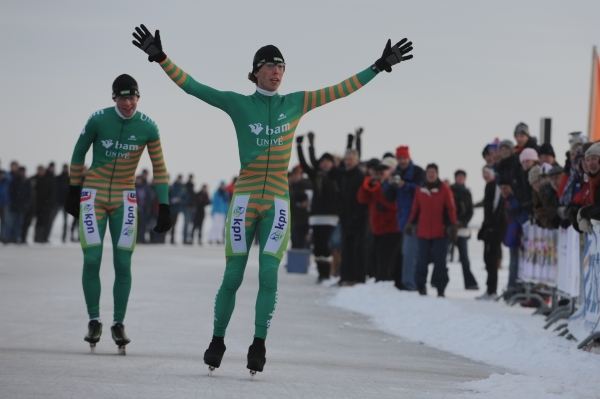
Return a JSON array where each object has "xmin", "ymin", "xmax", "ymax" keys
[
  {"xmin": 478, "ymin": 180, "xmax": 506, "ymax": 243},
  {"xmin": 170, "ymin": 182, "xmax": 184, "ymax": 214},
  {"xmin": 514, "ymin": 137, "xmax": 540, "ymax": 154},
  {"xmin": 55, "ymin": 172, "xmax": 70, "ymax": 207},
  {"xmin": 289, "ymin": 178, "xmax": 312, "ymax": 229},
  {"xmin": 0, "ymin": 170, "xmax": 9, "ymax": 208},
  {"xmin": 339, "ymin": 166, "xmax": 367, "ymax": 230},
  {"xmin": 450, "ymin": 183, "xmax": 474, "ymax": 227},
  {"xmin": 211, "ymin": 188, "xmax": 230, "ymax": 215},
  {"xmin": 8, "ymin": 173, "xmax": 23, "ymax": 213},
  {"xmin": 194, "ymin": 191, "xmax": 211, "ymax": 222},
  {"xmin": 357, "ymin": 177, "xmax": 399, "ymax": 236},
  {"xmin": 408, "ymin": 180, "xmax": 457, "ymax": 240},
  {"xmin": 503, "ymin": 195, "xmax": 528, "ymax": 248},
  {"xmin": 297, "ymin": 143, "xmax": 340, "ymax": 216},
  {"xmin": 383, "ymin": 161, "xmax": 425, "ymax": 231},
  {"xmin": 536, "ymin": 183, "xmax": 560, "ymax": 229}
]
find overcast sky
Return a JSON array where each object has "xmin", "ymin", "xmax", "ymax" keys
[{"xmin": 1, "ymin": 0, "xmax": 599, "ymax": 200}]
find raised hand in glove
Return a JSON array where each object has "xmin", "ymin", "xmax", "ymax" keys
[
  {"xmin": 373, "ymin": 38, "xmax": 413, "ymax": 73},
  {"xmin": 64, "ymin": 185, "xmax": 82, "ymax": 218},
  {"xmin": 153, "ymin": 204, "xmax": 173, "ymax": 233},
  {"xmin": 355, "ymin": 127, "xmax": 364, "ymax": 138},
  {"xmin": 132, "ymin": 24, "xmax": 167, "ymax": 63},
  {"xmin": 446, "ymin": 225, "xmax": 458, "ymax": 243},
  {"xmin": 307, "ymin": 131, "xmax": 315, "ymax": 144},
  {"xmin": 404, "ymin": 223, "xmax": 415, "ymax": 236},
  {"xmin": 296, "ymin": 135, "xmax": 304, "ymax": 144}
]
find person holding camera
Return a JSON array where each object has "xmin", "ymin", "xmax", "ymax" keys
[
  {"xmin": 357, "ymin": 156, "xmax": 401, "ymax": 282},
  {"xmin": 383, "ymin": 145, "xmax": 424, "ymax": 291}
]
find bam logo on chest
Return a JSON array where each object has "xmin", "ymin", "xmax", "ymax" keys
[
  {"xmin": 100, "ymin": 139, "xmax": 139, "ymax": 151},
  {"xmin": 249, "ymin": 123, "xmax": 290, "ymax": 136}
]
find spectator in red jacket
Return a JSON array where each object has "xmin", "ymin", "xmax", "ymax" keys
[
  {"xmin": 405, "ymin": 163, "xmax": 457, "ymax": 297},
  {"xmin": 357, "ymin": 156, "xmax": 401, "ymax": 283}
]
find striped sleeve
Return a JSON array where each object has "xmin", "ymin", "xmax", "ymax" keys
[
  {"xmin": 158, "ymin": 57, "xmax": 233, "ymax": 113},
  {"xmin": 147, "ymin": 128, "xmax": 169, "ymax": 204},
  {"xmin": 301, "ymin": 67, "xmax": 377, "ymax": 115},
  {"xmin": 69, "ymin": 117, "xmax": 97, "ymax": 185}
]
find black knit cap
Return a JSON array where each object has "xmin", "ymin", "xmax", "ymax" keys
[
  {"xmin": 426, "ymin": 163, "xmax": 438, "ymax": 172},
  {"xmin": 112, "ymin": 74, "xmax": 139, "ymax": 99},
  {"xmin": 318, "ymin": 152, "xmax": 334, "ymax": 164},
  {"xmin": 539, "ymin": 143, "xmax": 555, "ymax": 158},
  {"xmin": 252, "ymin": 45, "xmax": 285, "ymax": 73}
]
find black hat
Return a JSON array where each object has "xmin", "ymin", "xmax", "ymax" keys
[
  {"xmin": 112, "ymin": 74, "xmax": 139, "ymax": 99},
  {"xmin": 366, "ymin": 158, "xmax": 380, "ymax": 169},
  {"xmin": 426, "ymin": 163, "xmax": 438, "ymax": 172},
  {"xmin": 252, "ymin": 45, "xmax": 285, "ymax": 73},
  {"xmin": 318, "ymin": 152, "xmax": 334, "ymax": 164},
  {"xmin": 539, "ymin": 143, "xmax": 555, "ymax": 158}
]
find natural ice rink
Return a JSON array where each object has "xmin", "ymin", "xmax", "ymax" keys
[{"xmin": 1, "ymin": 231, "xmax": 599, "ymax": 398}]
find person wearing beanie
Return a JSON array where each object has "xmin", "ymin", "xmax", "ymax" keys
[
  {"xmin": 358, "ymin": 155, "xmax": 401, "ymax": 283},
  {"xmin": 296, "ymin": 133, "xmax": 341, "ymax": 284},
  {"xmin": 450, "ymin": 170, "xmax": 478, "ymax": 290},
  {"xmin": 405, "ymin": 163, "xmax": 456, "ymax": 297},
  {"xmin": 519, "ymin": 148, "xmax": 539, "ymax": 170},
  {"xmin": 538, "ymin": 143, "xmax": 558, "ymax": 166},
  {"xmin": 497, "ymin": 139, "xmax": 522, "ymax": 195},
  {"xmin": 578, "ymin": 142, "xmax": 600, "ymax": 232},
  {"xmin": 513, "ymin": 122, "xmax": 539, "ymax": 154},
  {"xmin": 64, "ymin": 74, "xmax": 172, "ymax": 355},
  {"xmin": 384, "ymin": 145, "xmax": 425, "ymax": 291},
  {"xmin": 132, "ymin": 23, "xmax": 415, "ymax": 373}
]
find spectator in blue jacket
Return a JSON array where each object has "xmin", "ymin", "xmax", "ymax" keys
[
  {"xmin": 208, "ymin": 181, "xmax": 230, "ymax": 244},
  {"xmin": 384, "ymin": 145, "xmax": 425, "ymax": 291},
  {"xmin": 499, "ymin": 179, "xmax": 528, "ymax": 291}
]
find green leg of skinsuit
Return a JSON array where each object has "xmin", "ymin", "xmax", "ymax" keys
[
  {"xmin": 80, "ymin": 192, "xmax": 137, "ymax": 323},
  {"xmin": 213, "ymin": 195, "xmax": 290, "ymax": 340}
]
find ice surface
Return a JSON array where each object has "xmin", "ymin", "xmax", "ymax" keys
[{"xmin": 0, "ymin": 241, "xmax": 503, "ymax": 399}]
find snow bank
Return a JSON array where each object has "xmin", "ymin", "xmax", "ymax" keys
[{"xmin": 330, "ymin": 281, "xmax": 600, "ymax": 399}]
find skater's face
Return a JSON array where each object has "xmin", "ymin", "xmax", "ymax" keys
[
  {"xmin": 254, "ymin": 63, "xmax": 285, "ymax": 92},
  {"xmin": 114, "ymin": 95, "xmax": 139, "ymax": 118}
]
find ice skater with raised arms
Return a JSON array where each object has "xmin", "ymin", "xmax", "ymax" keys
[
  {"xmin": 64, "ymin": 75, "xmax": 173, "ymax": 354},
  {"xmin": 131, "ymin": 24, "xmax": 413, "ymax": 377}
]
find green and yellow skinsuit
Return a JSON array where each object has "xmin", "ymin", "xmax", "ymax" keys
[
  {"xmin": 69, "ymin": 107, "xmax": 169, "ymax": 322},
  {"xmin": 158, "ymin": 57, "xmax": 377, "ymax": 339}
]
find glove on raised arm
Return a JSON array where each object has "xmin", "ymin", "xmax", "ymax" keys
[
  {"xmin": 132, "ymin": 24, "xmax": 167, "ymax": 63},
  {"xmin": 373, "ymin": 38, "xmax": 413, "ymax": 73}
]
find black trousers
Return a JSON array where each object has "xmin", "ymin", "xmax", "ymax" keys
[
  {"xmin": 483, "ymin": 239, "xmax": 502, "ymax": 294},
  {"xmin": 373, "ymin": 232, "xmax": 403, "ymax": 282},
  {"xmin": 340, "ymin": 225, "xmax": 367, "ymax": 283},
  {"xmin": 312, "ymin": 225, "xmax": 335, "ymax": 279}
]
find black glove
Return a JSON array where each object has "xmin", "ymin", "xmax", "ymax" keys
[
  {"xmin": 153, "ymin": 204, "xmax": 172, "ymax": 233},
  {"xmin": 404, "ymin": 223, "xmax": 415, "ymax": 236},
  {"xmin": 373, "ymin": 38, "xmax": 413, "ymax": 73},
  {"xmin": 347, "ymin": 133, "xmax": 354, "ymax": 147},
  {"xmin": 132, "ymin": 24, "xmax": 167, "ymax": 63},
  {"xmin": 296, "ymin": 135, "xmax": 304, "ymax": 144},
  {"xmin": 369, "ymin": 178, "xmax": 378, "ymax": 188},
  {"xmin": 579, "ymin": 205, "xmax": 593, "ymax": 220},
  {"xmin": 64, "ymin": 185, "xmax": 81, "ymax": 218},
  {"xmin": 446, "ymin": 225, "xmax": 458, "ymax": 244},
  {"xmin": 355, "ymin": 127, "xmax": 363, "ymax": 137},
  {"xmin": 307, "ymin": 131, "xmax": 315, "ymax": 144}
]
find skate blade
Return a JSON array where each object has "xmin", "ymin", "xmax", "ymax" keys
[
  {"xmin": 89, "ymin": 343, "xmax": 96, "ymax": 354},
  {"xmin": 249, "ymin": 370, "xmax": 257, "ymax": 380},
  {"xmin": 118, "ymin": 345, "xmax": 126, "ymax": 356},
  {"xmin": 208, "ymin": 366, "xmax": 215, "ymax": 376}
]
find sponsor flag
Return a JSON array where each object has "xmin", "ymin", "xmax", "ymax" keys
[{"xmin": 588, "ymin": 46, "xmax": 600, "ymax": 141}]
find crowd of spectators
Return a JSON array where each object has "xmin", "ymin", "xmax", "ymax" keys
[{"xmin": 289, "ymin": 123, "xmax": 590, "ymax": 300}]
